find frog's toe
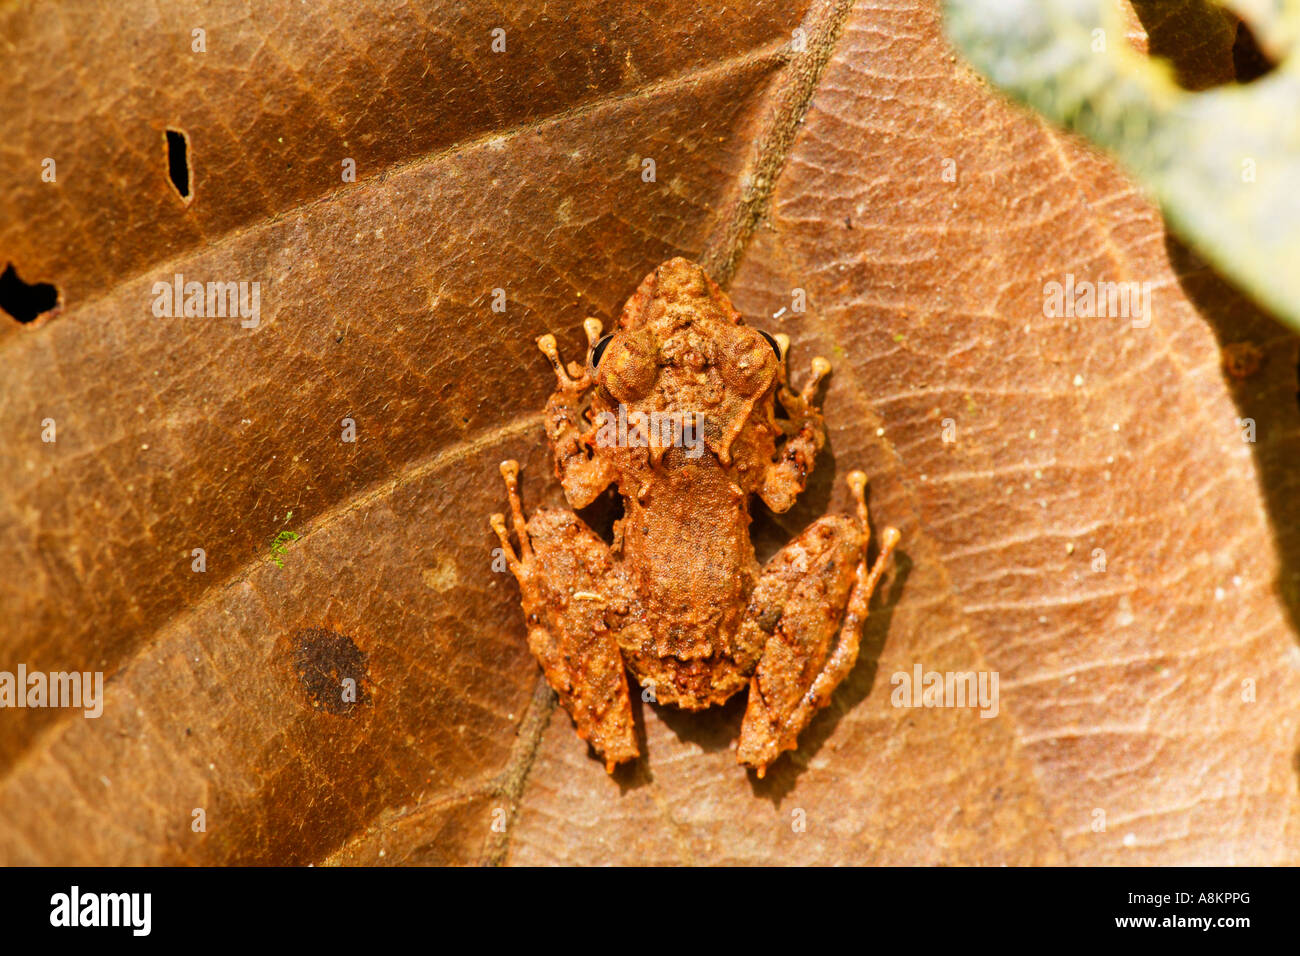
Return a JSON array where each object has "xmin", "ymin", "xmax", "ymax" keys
[{"xmin": 537, "ymin": 333, "xmax": 581, "ymax": 388}]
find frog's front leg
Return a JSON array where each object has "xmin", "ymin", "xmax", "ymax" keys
[
  {"xmin": 490, "ymin": 460, "xmax": 638, "ymax": 772},
  {"xmin": 736, "ymin": 471, "xmax": 900, "ymax": 776},
  {"xmin": 760, "ymin": 338, "xmax": 831, "ymax": 514},
  {"xmin": 537, "ymin": 320, "xmax": 615, "ymax": 509}
]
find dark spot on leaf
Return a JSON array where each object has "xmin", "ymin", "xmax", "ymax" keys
[
  {"xmin": 1232, "ymin": 19, "xmax": 1276, "ymax": 83},
  {"xmin": 0, "ymin": 263, "xmax": 58, "ymax": 324},
  {"xmin": 1128, "ymin": 2, "xmax": 1276, "ymax": 90},
  {"xmin": 1221, "ymin": 340, "xmax": 1263, "ymax": 379},
  {"xmin": 291, "ymin": 626, "xmax": 369, "ymax": 716}
]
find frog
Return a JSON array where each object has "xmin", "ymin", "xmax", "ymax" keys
[{"xmin": 490, "ymin": 258, "xmax": 900, "ymax": 777}]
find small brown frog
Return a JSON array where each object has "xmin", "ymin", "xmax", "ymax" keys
[{"xmin": 491, "ymin": 258, "xmax": 899, "ymax": 777}]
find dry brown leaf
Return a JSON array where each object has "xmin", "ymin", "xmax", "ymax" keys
[{"xmin": 1, "ymin": 0, "xmax": 1297, "ymax": 865}]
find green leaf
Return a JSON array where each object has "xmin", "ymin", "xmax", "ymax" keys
[{"xmin": 943, "ymin": 0, "xmax": 1300, "ymax": 330}]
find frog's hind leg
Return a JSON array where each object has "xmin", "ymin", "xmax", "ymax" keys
[
  {"xmin": 491, "ymin": 460, "xmax": 639, "ymax": 773},
  {"xmin": 737, "ymin": 471, "xmax": 900, "ymax": 777}
]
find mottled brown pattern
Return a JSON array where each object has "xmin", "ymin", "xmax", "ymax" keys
[
  {"xmin": 1, "ymin": 0, "xmax": 1298, "ymax": 866},
  {"xmin": 491, "ymin": 258, "xmax": 898, "ymax": 775}
]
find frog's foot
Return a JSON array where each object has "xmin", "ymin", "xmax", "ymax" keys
[
  {"xmin": 537, "ymin": 317, "xmax": 603, "ymax": 389},
  {"xmin": 800, "ymin": 356, "xmax": 831, "ymax": 403},
  {"xmin": 490, "ymin": 460, "xmax": 639, "ymax": 773},
  {"xmin": 537, "ymin": 325, "xmax": 618, "ymax": 510},
  {"xmin": 774, "ymin": 351, "xmax": 830, "ymax": 420},
  {"xmin": 759, "ymin": 347, "xmax": 829, "ymax": 515},
  {"xmin": 489, "ymin": 460, "xmax": 533, "ymax": 575},
  {"xmin": 737, "ymin": 470, "xmax": 900, "ymax": 777}
]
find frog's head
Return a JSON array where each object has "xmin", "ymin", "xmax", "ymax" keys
[{"xmin": 588, "ymin": 258, "xmax": 785, "ymax": 466}]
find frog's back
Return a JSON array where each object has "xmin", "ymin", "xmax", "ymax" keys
[{"xmin": 613, "ymin": 452, "xmax": 765, "ymax": 709}]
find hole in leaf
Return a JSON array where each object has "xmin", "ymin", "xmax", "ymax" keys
[
  {"xmin": 0, "ymin": 263, "xmax": 58, "ymax": 324},
  {"xmin": 166, "ymin": 128, "xmax": 191, "ymax": 200},
  {"xmin": 1232, "ymin": 20, "xmax": 1276, "ymax": 83}
]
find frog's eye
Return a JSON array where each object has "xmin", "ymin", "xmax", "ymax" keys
[
  {"xmin": 596, "ymin": 330, "xmax": 657, "ymax": 401},
  {"xmin": 758, "ymin": 330, "xmax": 782, "ymax": 360},
  {"xmin": 723, "ymin": 332, "xmax": 779, "ymax": 397},
  {"xmin": 590, "ymin": 333, "xmax": 614, "ymax": 369}
]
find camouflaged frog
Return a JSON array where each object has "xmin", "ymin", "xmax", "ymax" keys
[{"xmin": 491, "ymin": 258, "xmax": 899, "ymax": 776}]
